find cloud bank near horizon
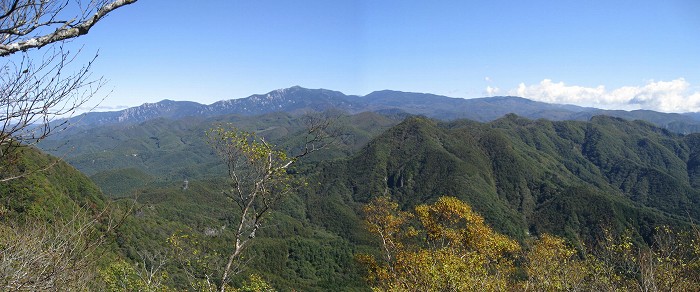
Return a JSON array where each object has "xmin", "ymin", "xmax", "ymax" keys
[
  {"xmin": 489, "ymin": 79, "xmax": 700, "ymax": 113},
  {"xmin": 76, "ymin": 104, "xmax": 130, "ymax": 113}
]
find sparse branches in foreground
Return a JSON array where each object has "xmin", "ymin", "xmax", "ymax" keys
[
  {"xmin": 0, "ymin": 0, "xmax": 137, "ymax": 179},
  {"xmin": 206, "ymin": 119, "xmax": 334, "ymax": 291},
  {"xmin": 0, "ymin": 205, "xmax": 127, "ymax": 291},
  {"xmin": 299, "ymin": 111, "xmax": 347, "ymax": 156},
  {"xmin": 207, "ymin": 118, "xmax": 332, "ymax": 291},
  {"xmin": 0, "ymin": 0, "xmax": 138, "ymax": 57},
  {"xmin": 0, "ymin": 47, "xmax": 100, "ymax": 180}
]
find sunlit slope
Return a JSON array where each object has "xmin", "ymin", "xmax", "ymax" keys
[
  {"xmin": 304, "ymin": 115, "xmax": 698, "ymax": 244},
  {"xmin": 0, "ymin": 146, "xmax": 105, "ymax": 220}
]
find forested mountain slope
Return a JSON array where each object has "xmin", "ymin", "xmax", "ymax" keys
[
  {"xmin": 0, "ymin": 147, "xmax": 120, "ymax": 289},
  {"xmin": 25, "ymin": 112, "xmax": 700, "ymax": 290},
  {"xmin": 303, "ymin": 115, "xmax": 699, "ymax": 245},
  {"xmin": 0, "ymin": 146, "xmax": 105, "ymax": 220},
  {"xmin": 39, "ymin": 110, "xmax": 700, "ymax": 247},
  {"xmin": 40, "ymin": 111, "xmax": 402, "ymax": 197}
]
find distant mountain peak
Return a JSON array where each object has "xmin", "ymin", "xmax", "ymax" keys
[
  {"xmin": 60, "ymin": 87, "xmax": 700, "ymax": 134},
  {"xmin": 270, "ymin": 86, "xmax": 295, "ymax": 96}
]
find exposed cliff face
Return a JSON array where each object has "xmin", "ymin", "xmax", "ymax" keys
[{"xmin": 206, "ymin": 86, "xmax": 361, "ymax": 115}]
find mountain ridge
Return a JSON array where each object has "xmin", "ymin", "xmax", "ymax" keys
[{"xmin": 62, "ymin": 86, "xmax": 700, "ymax": 134}]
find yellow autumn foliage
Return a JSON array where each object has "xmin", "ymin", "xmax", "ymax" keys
[
  {"xmin": 359, "ymin": 196, "xmax": 700, "ymax": 292},
  {"xmin": 360, "ymin": 196, "xmax": 519, "ymax": 291}
]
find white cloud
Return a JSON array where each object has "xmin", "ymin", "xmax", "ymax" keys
[
  {"xmin": 509, "ymin": 78, "xmax": 700, "ymax": 113},
  {"xmin": 94, "ymin": 105, "xmax": 130, "ymax": 111},
  {"xmin": 77, "ymin": 104, "xmax": 130, "ymax": 112},
  {"xmin": 485, "ymin": 85, "xmax": 500, "ymax": 96},
  {"xmin": 484, "ymin": 76, "xmax": 492, "ymax": 82}
]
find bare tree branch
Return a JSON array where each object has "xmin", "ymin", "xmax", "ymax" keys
[
  {"xmin": 0, "ymin": 0, "xmax": 136, "ymax": 181},
  {"xmin": 295, "ymin": 111, "xmax": 346, "ymax": 159},
  {"xmin": 0, "ymin": 46, "xmax": 103, "ymax": 179},
  {"xmin": 205, "ymin": 118, "xmax": 339, "ymax": 291},
  {"xmin": 0, "ymin": 201, "xmax": 132, "ymax": 291},
  {"xmin": 0, "ymin": 0, "xmax": 138, "ymax": 56}
]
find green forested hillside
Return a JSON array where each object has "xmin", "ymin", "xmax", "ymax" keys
[
  {"xmin": 40, "ymin": 112, "xmax": 401, "ymax": 197},
  {"xmin": 0, "ymin": 146, "xmax": 105, "ymax": 220},
  {"xmin": 0, "ymin": 146, "xmax": 123, "ymax": 290},
  {"xmin": 115, "ymin": 178, "xmax": 366, "ymax": 290},
  {"xmin": 118, "ymin": 113, "xmax": 700, "ymax": 289},
  {"xmin": 303, "ymin": 115, "xmax": 698, "ymax": 246},
  {"xmin": 20, "ymin": 112, "xmax": 700, "ymax": 290}
]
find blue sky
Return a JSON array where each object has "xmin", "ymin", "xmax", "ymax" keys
[{"xmin": 74, "ymin": 0, "xmax": 700, "ymax": 112}]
